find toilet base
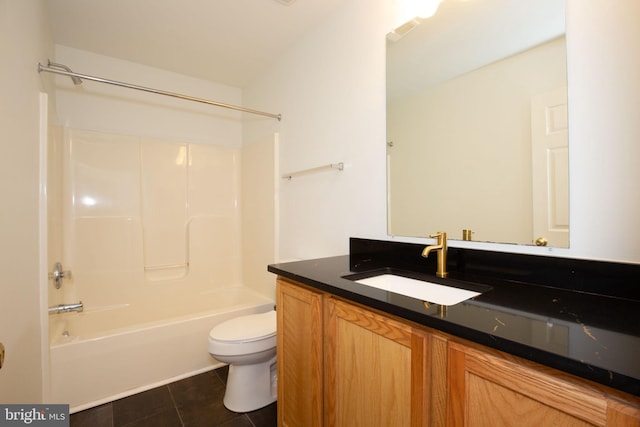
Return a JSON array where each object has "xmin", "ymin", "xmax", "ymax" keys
[{"xmin": 223, "ymin": 355, "xmax": 277, "ymax": 413}]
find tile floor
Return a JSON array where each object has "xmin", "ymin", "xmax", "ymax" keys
[{"xmin": 70, "ymin": 366, "xmax": 277, "ymax": 427}]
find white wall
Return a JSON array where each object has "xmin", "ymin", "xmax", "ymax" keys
[
  {"xmin": 245, "ymin": 0, "xmax": 640, "ymax": 264},
  {"xmin": 0, "ymin": 0, "xmax": 53, "ymax": 403},
  {"xmin": 244, "ymin": 0, "xmax": 389, "ymax": 260}
]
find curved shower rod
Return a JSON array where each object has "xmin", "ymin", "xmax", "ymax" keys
[{"xmin": 38, "ymin": 60, "xmax": 282, "ymax": 121}]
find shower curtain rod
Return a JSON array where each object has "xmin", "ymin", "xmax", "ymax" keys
[{"xmin": 37, "ymin": 61, "xmax": 282, "ymax": 121}]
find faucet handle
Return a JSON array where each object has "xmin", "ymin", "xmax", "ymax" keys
[
  {"xmin": 49, "ymin": 262, "xmax": 71, "ymax": 289},
  {"xmin": 429, "ymin": 231, "xmax": 447, "ymax": 242}
]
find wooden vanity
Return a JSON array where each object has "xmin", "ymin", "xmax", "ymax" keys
[
  {"xmin": 270, "ymin": 238, "xmax": 640, "ymax": 426},
  {"xmin": 276, "ymin": 277, "xmax": 640, "ymax": 426}
]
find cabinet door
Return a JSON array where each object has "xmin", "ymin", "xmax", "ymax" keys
[
  {"xmin": 447, "ymin": 342, "xmax": 608, "ymax": 426},
  {"xmin": 325, "ymin": 298, "xmax": 431, "ymax": 427},
  {"xmin": 606, "ymin": 398, "xmax": 640, "ymax": 426},
  {"xmin": 277, "ymin": 278, "xmax": 324, "ymax": 427}
]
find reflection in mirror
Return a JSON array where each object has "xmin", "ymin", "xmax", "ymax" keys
[{"xmin": 386, "ymin": 0, "xmax": 569, "ymax": 247}]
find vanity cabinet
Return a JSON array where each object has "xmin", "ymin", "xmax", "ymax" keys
[
  {"xmin": 277, "ymin": 277, "xmax": 444, "ymax": 427},
  {"xmin": 276, "ymin": 278, "xmax": 324, "ymax": 427},
  {"xmin": 325, "ymin": 297, "xmax": 439, "ymax": 427},
  {"xmin": 276, "ymin": 277, "xmax": 640, "ymax": 427},
  {"xmin": 447, "ymin": 341, "xmax": 640, "ymax": 427}
]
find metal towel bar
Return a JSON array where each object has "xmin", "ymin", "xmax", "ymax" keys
[{"xmin": 282, "ymin": 162, "xmax": 344, "ymax": 180}]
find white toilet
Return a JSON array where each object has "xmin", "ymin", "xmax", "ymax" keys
[{"xmin": 208, "ymin": 310, "xmax": 277, "ymax": 412}]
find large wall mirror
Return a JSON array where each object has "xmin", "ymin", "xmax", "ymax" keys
[{"xmin": 386, "ymin": 0, "xmax": 569, "ymax": 247}]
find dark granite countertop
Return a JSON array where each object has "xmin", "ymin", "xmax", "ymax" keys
[{"xmin": 268, "ymin": 239, "xmax": 640, "ymax": 397}]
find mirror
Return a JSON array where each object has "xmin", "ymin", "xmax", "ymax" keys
[{"xmin": 386, "ymin": 0, "xmax": 569, "ymax": 247}]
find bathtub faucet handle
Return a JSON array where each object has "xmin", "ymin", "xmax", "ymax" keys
[{"xmin": 49, "ymin": 262, "xmax": 71, "ymax": 289}]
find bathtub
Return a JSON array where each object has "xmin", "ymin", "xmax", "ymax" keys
[{"xmin": 48, "ymin": 286, "xmax": 274, "ymax": 413}]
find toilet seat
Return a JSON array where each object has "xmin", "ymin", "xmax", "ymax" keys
[
  {"xmin": 208, "ymin": 310, "xmax": 276, "ymax": 356},
  {"xmin": 209, "ymin": 310, "xmax": 276, "ymax": 343}
]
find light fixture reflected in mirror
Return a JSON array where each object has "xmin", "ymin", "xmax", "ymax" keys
[
  {"xmin": 395, "ymin": 0, "xmax": 442, "ymax": 21},
  {"xmin": 390, "ymin": 0, "xmax": 442, "ymax": 41},
  {"xmin": 413, "ymin": 0, "xmax": 442, "ymax": 18}
]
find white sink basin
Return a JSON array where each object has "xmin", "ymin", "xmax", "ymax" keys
[{"xmin": 354, "ymin": 274, "xmax": 481, "ymax": 306}]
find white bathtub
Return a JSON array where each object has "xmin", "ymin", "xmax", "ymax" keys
[{"xmin": 48, "ymin": 286, "xmax": 274, "ymax": 413}]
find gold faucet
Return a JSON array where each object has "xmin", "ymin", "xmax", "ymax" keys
[{"xmin": 421, "ymin": 231, "xmax": 448, "ymax": 278}]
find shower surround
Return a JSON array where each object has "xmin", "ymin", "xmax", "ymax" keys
[{"xmin": 47, "ymin": 128, "xmax": 274, "ymax": 411}]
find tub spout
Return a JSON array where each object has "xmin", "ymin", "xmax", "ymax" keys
[{"xmin": 49, "ymin": 301, "xmax": 83, "ymax": 315}]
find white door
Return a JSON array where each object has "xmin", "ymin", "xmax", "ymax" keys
[{"xmin": 531, "ymin": 88, "xmax": 569, "ymax": 248}]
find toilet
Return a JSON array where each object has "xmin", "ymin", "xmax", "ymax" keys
[{"xmin": 208, "ymin": 310, "xmax": 277, "ymax": 412}]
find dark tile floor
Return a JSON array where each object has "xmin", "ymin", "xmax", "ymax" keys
[{"xmin": 70, "ymin": 366, "xmax": 277, "ymax": 427}]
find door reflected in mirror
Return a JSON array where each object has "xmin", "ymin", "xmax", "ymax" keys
[{"xmin": 386, "ymin": 0, "xmax": 569, "ymax": 247}]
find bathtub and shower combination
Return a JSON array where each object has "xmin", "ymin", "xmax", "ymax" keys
[
  {"xmin": 47, "ymin": 128, "xmax": 276, "ymax": 412},
  {"xmin": 49, "ymin": 286, "xmax": 273, "ymax": 412}
]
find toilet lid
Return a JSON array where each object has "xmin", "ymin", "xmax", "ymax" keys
[{"xmin": 209, "ymin": 310, "xmax": 276, "ymax": 342}]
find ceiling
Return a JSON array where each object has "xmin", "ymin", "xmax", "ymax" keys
[{"xmin": 45, "ymin": 0, "xmax": 346, "ymax": 88}]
